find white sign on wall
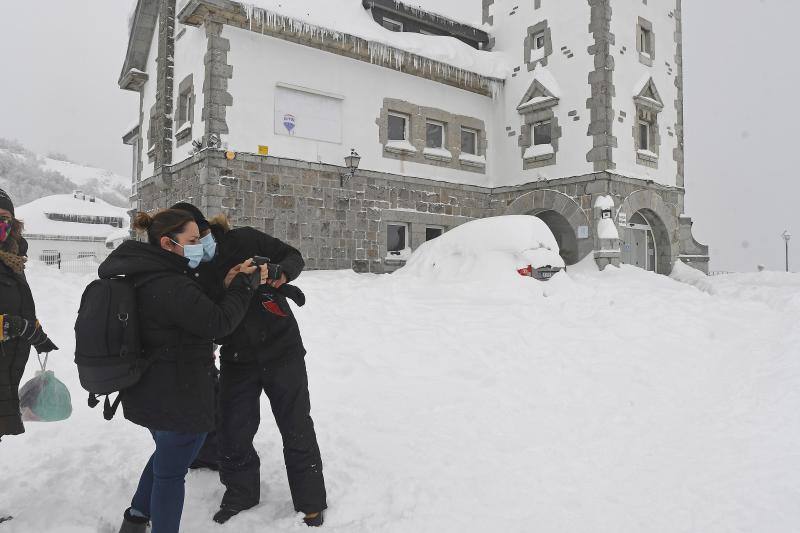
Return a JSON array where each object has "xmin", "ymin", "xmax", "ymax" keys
[
  {"xmin": 274, "ymin": 83, "xmax": 343, "ymax": 144},
  {"xmin": 577, "ymin": 225, "xmax": 589, "ymax": 239},
  {"xmin": 618, "ymin": 212, "xmax": 627, "ymax": 225}
]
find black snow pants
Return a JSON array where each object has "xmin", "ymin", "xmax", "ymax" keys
[{"xmin": 218, "ymin": 354, "xmax": 327, "ymax": 514}]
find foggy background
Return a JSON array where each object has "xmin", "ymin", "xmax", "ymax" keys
[{"xmin": 0, "ymin": 0, "xmax": 796, "ymax": 272}]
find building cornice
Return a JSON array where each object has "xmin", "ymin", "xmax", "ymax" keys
[{"xmin": 119, "ymin": 0, "xmax": 160, "ymax": 91}]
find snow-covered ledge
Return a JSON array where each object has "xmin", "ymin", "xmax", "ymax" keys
[
  {"xmin": 523, "ymin": 144, "xmax": 554, "ymax": 162},
  {"xmin": 458, "ymin": 152, "xmax": 486, "ymax": 168},
  {"xmin": 384, "ymin": 140, "xmax": 418, "ymax": 155},
  {"xmin": 636, "ymin": 149, "xmax": 658, "ymax": 162},
  {"xmin": 423, "ymin": 147, "xmax": 453, "ymax": 163}
]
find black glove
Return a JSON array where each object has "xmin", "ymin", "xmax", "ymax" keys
[
  {"xmin": 1, "ymin": 315, "xmax": 39, "ymax": 342},
  {"xmin": 34, "ymin": 336, "xmax": 58, "ymax": 354},
  {"xmin": 267, "ymin": 263, "xmax": 284, "ymax": 282},
  {"xmin": 234, "ymin": 270, "xmax": 262, "ymax": 290}
]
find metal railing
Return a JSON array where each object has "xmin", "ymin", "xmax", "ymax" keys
[{"xmin": 34, "ymin": 251, "xmax": 106, "ymax": 275}]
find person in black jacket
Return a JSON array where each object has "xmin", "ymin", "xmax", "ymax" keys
[
  {"xmin": 174, "ymin": 207, "xmax": 327, "ymax": 527},
  {"xmin": 0, "ymin": 188, "xmax": 58, "ymax": 444},
  {"xmin": 98, "ymin": 209, "xmax": 263, "ymax": 533}
]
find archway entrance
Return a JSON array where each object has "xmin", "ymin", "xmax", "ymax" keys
[
  {"xmin": 620, "ymin": 209, "xmax": 671, "ymax": 274},
  {"xmin": 534, "ymin": 210, "xmax": 579, "ymax": 266}
]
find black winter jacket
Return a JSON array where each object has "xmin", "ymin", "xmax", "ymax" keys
[
  {"xmin": 199, "ymin": 226, "xmax": 306, "ymax": 365},
  {"xmin": 98, "ymin": 240, "xmax": 254, "ymax": 433},
  {"xmin": 0, "ymin": 239, "xmax": 35, "ymax": 437}
]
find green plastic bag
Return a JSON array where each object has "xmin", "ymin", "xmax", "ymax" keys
[{"xmin": 18, "ymin": 354, "xmax": 72, "ymax": 422}]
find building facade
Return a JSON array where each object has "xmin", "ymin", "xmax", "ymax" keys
[
  {"xmin": 121, "ymin": 0, "xmax": 708, "ymax": 274},
  {"xmin": 16, "ymin": 192, "xmax": 129, "ymax": 263}
]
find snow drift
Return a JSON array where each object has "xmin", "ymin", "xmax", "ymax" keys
[{"xmin": 399, "ymin": 215, "xmax": 565, "ymax": 280}]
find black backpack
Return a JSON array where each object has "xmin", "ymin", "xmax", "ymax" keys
[{"xmin": 74, "ymin": 276, "xmax": 153, "ymax": 419}]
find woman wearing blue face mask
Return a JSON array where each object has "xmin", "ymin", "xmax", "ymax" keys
[{"xmin": 97, "ymin": 209, "xmax": 264, "ymax": 533}]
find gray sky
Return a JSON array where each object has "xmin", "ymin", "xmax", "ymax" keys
[{"xmin": 0, "ymin": 0, "xmax": 796, "ymax": 272}]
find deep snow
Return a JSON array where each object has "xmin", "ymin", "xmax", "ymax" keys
[{"xmin": 1, "ymin": 262, "xmax": 799, "ymax": 532}]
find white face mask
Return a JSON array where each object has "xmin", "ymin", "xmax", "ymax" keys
[
  {"xmin": 170, "ymin": 238, "xmax": 205, "ymax": 268},
  {"xmin": 200, "ymin": 233, "xmax": 217, "ymax": 262}
]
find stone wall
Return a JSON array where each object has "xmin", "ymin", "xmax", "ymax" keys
[
  {"xmin": 135, "ymin": 150, "xmax": 708, "ymax": 274},
  {"xmin": 137, "ymin": 150, "xmax": 493, "ymax": 273}
]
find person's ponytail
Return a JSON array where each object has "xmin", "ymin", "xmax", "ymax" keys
[{"xmin": 133, "ymin": 209, "xmax": 194, "ymax": 246}]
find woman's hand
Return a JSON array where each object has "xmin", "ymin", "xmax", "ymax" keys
[{"xmin": 224, "ymin": 260, "xmax": 260, "ymax": 288}]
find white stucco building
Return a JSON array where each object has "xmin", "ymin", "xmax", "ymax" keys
[{"xmin": 122, "ymin": 0, "xmax": 707, "ymax": 273}]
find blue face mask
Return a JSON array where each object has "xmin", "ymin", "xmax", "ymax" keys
[
  {"xmin": 200, "ymin": 233, "xmax": 217, "ymax": 262},
  {"xmin": 171, "ymin": 238, "xmax": 205, "ymax": 269}
]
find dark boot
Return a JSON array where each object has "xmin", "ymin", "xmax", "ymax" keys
[
  {"xmin": 212, "ymin": 507, "xmax": 240, "ymax": 524},
  {"xmin": 118, "ymin": 508, "xmax": 148, "ymax": 533},
  {"xmin": 303, "ymin": 511, "xmax": 324, "ymax": 527}
]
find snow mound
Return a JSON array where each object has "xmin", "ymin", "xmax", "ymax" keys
[{"xmin": 399, "ymin": 215, "xmax": 564, "ymax": 279}]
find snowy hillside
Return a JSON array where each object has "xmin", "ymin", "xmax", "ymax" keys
[
  {"xmin": 0, "ymin": 139, "xmax": 129, "ymax": 207},
  {"xmin": 41, "ymin": 157, "xmax": 129, "ymax": 207},
  {"xmin": 1, "ymin": 262, "xmax": 799, "ymax": 532}
]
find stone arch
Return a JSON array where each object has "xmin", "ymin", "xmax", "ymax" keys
[
  {"xmin": 505, "ymin": 189, "xmax": 592, "ymax": 265},
  {"xmin": 617, "ymin": 189, "xmax": 679, "ymax": 274}
]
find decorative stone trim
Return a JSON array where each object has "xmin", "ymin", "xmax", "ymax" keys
[
  {"xmin": 482, "ymin": 0, "xmax": 494, "ymax": 26},
  {"xmin": 636, "ymin": 16, "xmax": 655, "ymax": 67},
  {"xmin": 633, "ymin": 78, "xmax": 663, "ymax": 168},
  {"xmin": 153, "ymin": 0, "xmax": 177, "ymax": 176},
  {"xmin": 175, "ymin": 74, "xmax": 196, "ymax": 147},
  {"xmin": 616, "ymin": 189, "xmax": 679, "ymax": 275},
  {"xmin": 524, "ymin": 20, "xmax": 553, "ymax": 69},
  {"xmin": 503, "ymin": 189, "xmax": 592, "ymax": 265},
  {"xmin": 673, "ymin": 0, "xmax": 685, "ymax": 187},
  {"xmin": 517, "ymin": 80, "xmax": 561, "ymax": 169},
  {"xmin": 586, "ymin": 0, "xmax": 617, "ymax": 171},
  {"xmin": 377, "ymin": 98, "xmax": 487, "ymax": 174},
  {"xmin": 202, "ymin": 21, "xmax": 233, "ymax": 147}
]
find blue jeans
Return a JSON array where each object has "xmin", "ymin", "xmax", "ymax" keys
[{"xmin": 131, "ymin": 430, "xmax": 207, "ymax": 533}]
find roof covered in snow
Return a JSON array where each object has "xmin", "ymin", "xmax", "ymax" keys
[
  {"xmin": 176, "ymin": 0, "xmax": 510, "ymax": 79},
  {"xmin": 17, "ymin": 194, "xmax": 130, "ymax": 239}
]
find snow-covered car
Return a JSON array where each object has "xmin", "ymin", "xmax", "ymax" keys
[{"xmin": 400, "ymin": 215, "xmax": 565, "ymax": 280}]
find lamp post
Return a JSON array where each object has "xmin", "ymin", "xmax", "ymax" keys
[
  {"xmin": 782, "ymin": 230, "xmax": 791, "ymax": 272},
  {"xmin": 340, "ymin": 148, "xmax": 361, "ymax": 187}
]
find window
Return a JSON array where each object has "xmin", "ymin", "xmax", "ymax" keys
[
  {"xmin": 177, "ymin": 89, "xmax": 193, "ymax": 125},
  {"xmin": 426, "ymin": 227, "xmax": 443, "ymax": 241},
  {"xmin": 637, "ymin": 17, "xmax": 655, "ymax": 65},
  {"xmin": 387, "ymin": 223, "xmax": 408, "ymax": 254},
  {"xmin": 388, "ymin": 112, "xmax": 409, "ymax": 141},
  {"xmin": 640, "ymin": 28, "xmax": 652, "ymax": 56},
  {"xmin": 638, "ymin": 121, "xmax": 650, "ymax": 151},
  {"xmin": 148, "ymin": 108, "xmax": 158, "ymax": 149},
  {"xmin": 426, "ymin": 120, "xmax": 445, "ymax": 149},
  {"xmin": 382, "ymin": 17, "xmax": 403, "ymax": 32},
  {"xmin": 461, "ymin": 128, "xmax": 477, "ymax": 155},
  {"xmin": 131, "ymin": 137, "xmax": 140, "ymax": 184},
  {"xmin": 533, "ymin": 121, "xmax": 552, "ymax": 145},
  {"xmin": 533, "ymin": 31, "xmax": 546, "ymax": 50}
]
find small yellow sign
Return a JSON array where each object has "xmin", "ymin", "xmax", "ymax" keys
[
  {"xmin": 258, "ymin": 145, "xmax": 269, "ymax": 156},
  {"xmin": 225, "ymin": 151, "xmax": 236, "ymax": 160}
]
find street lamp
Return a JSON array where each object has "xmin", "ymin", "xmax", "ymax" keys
[
  {"xmin": 340, "ymin": 148, "xmax": 361, "ymax": 187},
  {"xmin": 782, "ymin": 230, "xmax": 792, "ymax": 272}
]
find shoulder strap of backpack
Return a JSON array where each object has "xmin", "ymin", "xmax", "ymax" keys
[{"xmin": 87, "ymin": 392, "xmax": 123, "ymax": 421}]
